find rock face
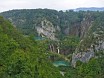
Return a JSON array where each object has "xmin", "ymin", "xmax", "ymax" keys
[
  {"xmin": 71, "ymin": 12, "xmax": 104, "ymax": 67},
  {"xmin": 35, "ymin": 19, "xmax": 58, "ymax": 40},
  {"xmin": 72, "ymin": 50, "xmax": 94, "ymax": 67},
  {"xmin": 72, "ymin": 40, "xmax": 104, "ymax": 67},
  {"xmin": 80, "ymin": 15, "xmax": 93, "ymax": 38}
]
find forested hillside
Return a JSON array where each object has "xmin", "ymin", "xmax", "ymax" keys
[
  {"xmin": 1, "ymin": 9, "xmax": 104, "ymax": 39},
  {"xmin": 0, "ymin": 9, "xmax": 87, "ymax": 39},
  {"xmin": 0, "ymin": 16, "xmax": 63, "ymax": 78},
  {"xmin": 67, "ymin": 11, "xmax": 104, "ymax": 78},
  {"xmin": 0, "ymin": 9, "xmax": 104, "ymax": 78},
  {"xmin": 1, "ymin": 9, "xmax": 104, "ymax": 55}
]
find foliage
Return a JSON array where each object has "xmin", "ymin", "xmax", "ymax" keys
[
  {"xmin": 0, "ymin": 16, "xmax": 63, "ymax": 78},
  {"xmin": 60, "ymin": 36, "xmax": 80, "ymax": 55},
  {"xmin": 65, "ymin": 57, "xmax": 104, "ymax": 78},
  {"xmin": 0, "ymin": 9, "xmax": 104, "ymax": 78}
]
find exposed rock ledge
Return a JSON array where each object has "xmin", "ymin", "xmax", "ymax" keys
[
  {"xmin": 72, "ymin": 51, "xmax": 94, "ymax": 67},
  {"xmin": 72, "ymin": 40, "xmax": 104, "ymax": 67}
]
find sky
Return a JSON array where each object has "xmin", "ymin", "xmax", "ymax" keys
[{"xmin": 0, "ymin": 0, "xmax": 104, "ymax": 12}]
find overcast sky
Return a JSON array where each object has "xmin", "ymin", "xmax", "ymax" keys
[{"xmin": 0, "ymin": 0, "xmax": 104, "ymax": 12}]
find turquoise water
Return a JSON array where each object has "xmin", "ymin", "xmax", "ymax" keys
[{"xmin": 53, "ymin": 61, "xmax": 69, "ymax": 67}]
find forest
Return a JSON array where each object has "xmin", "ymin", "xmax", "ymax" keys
[{"xmin": 0, "ymin": 9, "xmax": 104, "ymax": 78}]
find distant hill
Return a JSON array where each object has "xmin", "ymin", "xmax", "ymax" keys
[{"xmin": 75, "ymin": 7, "xmax": 104, "ymax": 11}]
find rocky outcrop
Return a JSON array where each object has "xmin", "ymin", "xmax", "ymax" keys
[
  {"xmin": 35, "ymin": 19, "xmax": 59, "ymax": 40},
  {"xmin": 72, "ymin": 39, "xmax": 104, "ymax": 67},
  {"xmin": 72, "ymin": 19, "xmax": 104, "ymax": 67},
  {"xmin": 68, "ymin": 13, "xmax": 93, "ymax": 38},
  {"xmin": 80, "ymin": 14, "xmax": 93, "ymax": 38},
  {"xmin": 72, "ymin": 50, "xmax": 94, "ymax": 67}
]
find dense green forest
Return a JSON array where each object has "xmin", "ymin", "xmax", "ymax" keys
[
  {"xmin": 1, "ymin": 9, "xmax": 104, "ymax": 38},
  {"xmin": 0, "ymin": 9, "xmax": 104, "ymax": 78},
  {"xmin": 0, "ymin": 9, "xmax": 89, "ymax": 36},
  {"xmin": 0, "ymin": 16, "xmax": 63, "ymax": 78}
]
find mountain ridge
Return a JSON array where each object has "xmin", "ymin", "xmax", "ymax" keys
[{"xmin": 74, "ymin": 7, "xmax": 104, "ymax": 11}]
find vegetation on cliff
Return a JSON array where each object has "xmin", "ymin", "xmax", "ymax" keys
[
  {"xmin": 0, "ymin": 16, "xmax": 63, "ymax": 78},
  {"xmin": 0, "ymin": 9, "xmax": 104, "ymax": 78}
]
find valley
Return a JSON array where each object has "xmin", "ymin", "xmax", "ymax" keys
[{"xmin": 0, "ymin": 9, "xmax": 104, "ymax": 78}]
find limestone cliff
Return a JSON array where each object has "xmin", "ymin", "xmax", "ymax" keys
[
  {"xmin": 71, "ymin": 14, "xmax": 104, "ymax": 67},
  {"xmin": 35, "ymin": 19, "xmax": 59, "ymax": 40}
]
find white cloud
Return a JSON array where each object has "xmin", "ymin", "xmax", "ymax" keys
[{"xmin": 0, "ymin": 0, "xmax": 104, "ymax": 12}]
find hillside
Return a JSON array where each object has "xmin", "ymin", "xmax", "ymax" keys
[
  {"xmin": 0, "ymin": 9, "xmax": 104, "ymax": 54},
  {"xmin": 1, "ymin": 9, "xmax": 104, "ymax": 40},
  {"xmin": 0, "ymin": 16, "xmax": 63, "ymax": 78},
  {"xmin": 0, "ymin": 9, "xmax": 104, "ymax": 78},
  {"xmin": 72, "ymin": 11, "xmax": 104, "ymax": 67},
  {"xmin": 1, "ymin": 9, "xmax": 104, "ymax": 54},
  {"xmin": 0, "ymin": 9, "xmax": 87, "ymax": 40}
]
